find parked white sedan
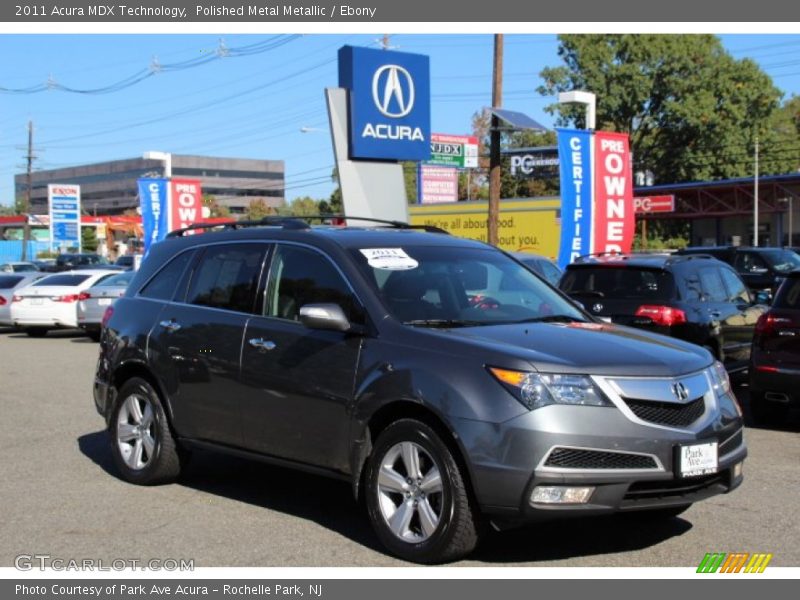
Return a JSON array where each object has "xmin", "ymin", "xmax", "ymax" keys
[
  {"xmin": 77, "ymin": 270, "xmax": 135, "ymax": 341},
  {"xmin": 10, "ymin": 270, "xmax": 119, "ymax": 337},
  {"xmin": 0, "ymin": 272, "xmax": 47, "ymax": 326}
]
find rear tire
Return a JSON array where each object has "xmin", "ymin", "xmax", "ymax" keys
[
  {"xmin": 364, "ymin": 419, "xmax": 479, "ymax": 563},
  {"xmin": 109, "ymin": 377, "xmax": 182, "ymax": 485}
]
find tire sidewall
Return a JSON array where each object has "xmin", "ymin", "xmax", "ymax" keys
[
  {"xmin": 109, "ymin": 377, "xmax": 169, "ymax": 485},
  {"xmin": 365, "ymin": 419, "xmax": 461, "ymax": 563}
]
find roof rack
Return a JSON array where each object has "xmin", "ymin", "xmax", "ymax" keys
[{"xmin": 166, "ymin": 214, "xmax": 450, "ymax": 238}]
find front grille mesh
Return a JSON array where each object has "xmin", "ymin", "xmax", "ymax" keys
[
  {"xmin": 544, "ymin": 447, "xmax": 658, "ymax": 470},
  {"xmin": 624, "ymin": 396, "xmax": 705, "ymax": 427}
]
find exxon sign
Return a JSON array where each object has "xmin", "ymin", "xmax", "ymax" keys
[{"xmin": 338, "ymin": 45, "xmax": 431, "ymax": 161}]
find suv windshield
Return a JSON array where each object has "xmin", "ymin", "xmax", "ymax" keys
[
  {"xmin": 351, "ymin": 246, "xmax": 585, "ymax": 326},
  {"xmin": 760, "ymin": 249, "xmax": 800, "ymax": 273},
  {"xmin": 560, "ymin": 266, "xmax": 675, "ymax": 302}
]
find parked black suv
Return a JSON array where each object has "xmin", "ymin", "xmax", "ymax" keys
[
  {"xmin": 94, "ymin": 219, "xmax": 746, "ymax": 563},
  {"xmin": 676, "ymin": 246, "xmax": 800, "ymax": 295},
  {"xmin": 559, "ymin": 253, "xmax": 767, "ymax": 373}
]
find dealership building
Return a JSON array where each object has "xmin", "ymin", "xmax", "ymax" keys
[{"xmin": 14, "ymin": 154, "xmax": 285, "ymax": 216}]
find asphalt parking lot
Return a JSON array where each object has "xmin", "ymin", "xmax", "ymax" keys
[{"xmin": 1, "ymin": 327, "xmax": 798, "ymax": 568}]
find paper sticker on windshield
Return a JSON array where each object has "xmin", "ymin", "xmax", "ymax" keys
[{"xmin": 360, "ymin": 248, "xmax": 419, "ymax": 270}]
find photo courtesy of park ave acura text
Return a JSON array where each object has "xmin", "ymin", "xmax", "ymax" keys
[{"xmin": 0, "ymin": 28, "xmax": 798, "ymax": 571}]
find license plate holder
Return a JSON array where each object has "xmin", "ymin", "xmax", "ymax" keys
[
  {"xmin": 676, "ymin": 442, "xmax": 718, "ymax": 478},
  {"xmin": 98, "ymin": 298, "xmax": 112, "ymax": 306},
  {"xmin": 30, "ymin": 298, "xmax": 43, "ymax": 306}
]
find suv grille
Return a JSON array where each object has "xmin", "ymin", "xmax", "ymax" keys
[
  {"xmin": 544, "ymin": 448, "xmax": 658, "ymax": 470},
  {"xmin": 624, "ymin": 396, "xmax": 705, "ymax": 427},
  {"xmin": 624, "ymin": 473, "xmax": 727, "ymax": 502}
]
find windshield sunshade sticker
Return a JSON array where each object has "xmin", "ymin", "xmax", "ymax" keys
[{"xmin": 360, "ymin": 248, "xmax": 419, "ymax": 270}]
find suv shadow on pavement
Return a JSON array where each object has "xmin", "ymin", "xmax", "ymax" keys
[{"xmin": 77, "ymin": 429, "xmax": 692, "ymax": 564}]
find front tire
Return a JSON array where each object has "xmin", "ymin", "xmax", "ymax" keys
[
  {"xmin": 109, "ymin": 377, "xmax": 182, "ymax": 485},
  {"xmin": 364, "ymin": 419, "xmax": 479, "ymax": 563}
]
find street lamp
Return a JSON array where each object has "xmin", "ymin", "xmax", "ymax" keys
[
  {"xmin": 143, "ymin": 150, "xmax": 172, "ymax": 178},
  {"xmin": 558, "ymin": 90, "xmax": 596, "ymax": 130}
]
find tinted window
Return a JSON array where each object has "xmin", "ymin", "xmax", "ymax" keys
[
  {"xmin": 759, "ymin": 249, "xmax": 800, "ymax": 273},
  {"xmin": 698, "ymin": 267, "xmax": 727, "ymax": 302},
  {"xmin": 735, "ymin": 252, "xmax": 767, "ymax": 273},
  {"xmin": 560, "ymin": 267, "xmax": 675, "ymax": 301},
  {"xmin": 719, "ymin": 268, "xmax": 750, "ymax": 303},
  {"xmin": 187, "ymin": 244, "xmax": 266, "ymax": 313},
  {"xmin": 0, "ymin": 275, "xmax": 24, "ymax": 289},
  {"xmin": 537, "ymin": 261, "xmax": 563, "ymax": 287},
  {"xmin": 139, "ymin": 251, "xmax": 194, "ymax": 301},
  {"xmin": 266, "ymin": 245, "xmax": 361, "ymax": 323},
  {"xmin": 96, "ymin": 271, "xmax": 134, "ymax": 287},
  {"xmin": 775, "ymin": 277, "xmax": 800, "ymax": 309},
  {"xmin": 33, "ymin": 274, "xmax": 91, "ymax": 287}
]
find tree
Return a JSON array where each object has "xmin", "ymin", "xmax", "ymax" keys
[
  {"xmin": 202, "ymin": 193, "xmax": 230, "ymax": 218},
  {"xmin": 244, "ymin": 198, "xmax": 274, "ymax": 221},
  {"xmin": 81, "ymin": 226, "xmax": 99, "ymax": 252},
  {"xmin": 278, "ymin": 196, "xmax": 321, "ymax": 217},
  {"xmin": 538, "ymin": 35, "xmax": 793, "ymax": 183}
]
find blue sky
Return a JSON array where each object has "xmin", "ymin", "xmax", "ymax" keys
[{"xmin": 2, "ymin": 33, "xmax": 800, "ymax": 207}]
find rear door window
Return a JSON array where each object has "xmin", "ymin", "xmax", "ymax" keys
[
  {"xmin": 719, "ymin": 268, "xmax": 750, "ymax": 303},
  {"xmin": 139, "ymin": 250, "xmax": 194, "ymax": 301},
  {"xmin": 774, "ymin": 277, "xmax": 800, "ymax": 309},
  {"xmin": 697, "ymin": 267, "xmax": 728, "ymax": 302},
  {"xmin": 186, "ymin": 244, "xmax": 267, "ymax": 314}
]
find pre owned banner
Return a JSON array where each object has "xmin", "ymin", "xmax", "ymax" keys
[
  {"xmin": 556, "ymin": 129, "xmax": 593, "ymax": 269},
  {"xmin": 169, "ymin": 179, "xmax": 203, "ymax": 233},
  {"xmin": 593, "ymin": 131, "xmax": 635, "ymax": 254},
  {"xmin": 138, "ymin": 178, "xmax": 168, "ymax": 256}
]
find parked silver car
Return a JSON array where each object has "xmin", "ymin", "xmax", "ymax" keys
[{"xmin": 77, "ymin": 270, "xmax": 135, "ymax": 341}]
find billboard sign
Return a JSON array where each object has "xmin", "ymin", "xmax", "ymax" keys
[
  {"xmin": 169, "ymin": 179, "xmax": 203, "ymax": 233},
  {"xmin": 48, "ymin": 184, "xmax": 81, "ymax": 252},
  {"xmin": 338, "ymin": 45, "xmax": 431, "ymax": 161},
  {"xmin": 593, "ymin": 131, "xmax": 635, "ymax": 255},
  {"xmin": 634, "ymin": 195, "xmax": 675, "ymax": 213},
  {"xmin": 556, "ymin": 129, "xmax": 593, "ymax": 269},
  {"xmin": 418, "ymin": 165, "xmax": 459, "ymax": 204},
  {"xmin": 429, "ymin": 134, "xmax": 479, "ymax": 168},
  {"xmin": 138, "ymin": 178, "xmax": 168, "ymax": 256}
]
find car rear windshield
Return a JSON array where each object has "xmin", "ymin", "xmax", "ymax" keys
[
  {"xmin": 760, "ymin": 249, "xmax": 800, "ymax": 273},
  {"xmin": 0, "ymin": 275, "xmax": 24, "ymax": 289},
  {"xmin": 33, "ymin": 274, "xmax": 91, "ymax": 287},
  {"xmin": 774, "ymin": 276, "xmax": 800, "ymax": 309},
  {"xmin": 95, "ymin": 271, "xmax": 134, "ymax": 287},
  {"xmin": 560, "ymin": 267, "xmax": 675, "ymax": 302}
]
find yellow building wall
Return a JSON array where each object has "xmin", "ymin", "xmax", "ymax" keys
[{"xmin": 409, "ymin": 198, "xmax": 562, "ymax": 259}]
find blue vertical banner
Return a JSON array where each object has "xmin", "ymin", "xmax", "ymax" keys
[
  {"xmin": 138, "ymin": 178, "xmax": 169, "ymax": 256},
  {"xmin": 556, "ymin": 128, "xmax": 594, "ymax": 269}
]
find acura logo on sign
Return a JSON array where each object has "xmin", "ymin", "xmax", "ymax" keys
[
  {"xmin": 671, "ymin": 382, "xmax": 690, "ymax": 402},
  {"xmin": 372, "ymin": 65, "xmax": 415, "ymax": 118}
]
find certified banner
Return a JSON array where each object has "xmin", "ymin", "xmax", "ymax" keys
[
  {"xmin": 556, "ymin": 128, "xmax": 593, "ymax": 269},
  {"xmin": 138, "ymin": 178, "xmax": 169, "ymax": 256},
  {"xmin": 593, "ymin": 131, "xmax": 635, "ymax": 254}
]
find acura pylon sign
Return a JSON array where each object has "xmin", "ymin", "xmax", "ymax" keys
[{"xmin": 338, "ymin": 45, "xmax": 431, "ymax": 161}]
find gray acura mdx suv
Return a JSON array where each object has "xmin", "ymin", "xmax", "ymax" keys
[{"xmin": 94, "ymin": 218, "xmax": 746, "ymax": 563}]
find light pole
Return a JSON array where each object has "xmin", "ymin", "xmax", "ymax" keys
[
  {"xmin": 143, "ymin": 150, "xmax": 172, "ymax": 178},
  {"xmin": 558, "ymin": 90, "xmax": 597, "ymax": 130}
]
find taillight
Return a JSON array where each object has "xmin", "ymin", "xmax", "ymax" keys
[
  {"xmin": 635, "ymin": 305, "xmax": 687, "ymax": 326},
  {"xmin": 101, "ymin": 306, "xmax": 114, "ymax": 329},
  {"xmin": 53, "ymin": 294, "xmax": 79, "ymax": 303},
  {"xmin": 754, "ymin": 313, "xmax": 792, "ymax": 340},
  {"xmin": 0, "ymin": 295, "xmax": 6, "ymax": 306},
  {"xmin": 12, "ymin": 295, "xmax": 23, "ymax": 303},
  {"xmin": 77, "ymin": 292, "xmax": 91, "ymax": 301}
]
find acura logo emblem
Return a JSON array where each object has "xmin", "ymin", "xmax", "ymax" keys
[
  {"xmin": 372, "ymin": 64, "xmax": 415, "ymax": 118},
  {"xmin": 671, "ymin": 382, "xmax": 690, "ymax": 402}
]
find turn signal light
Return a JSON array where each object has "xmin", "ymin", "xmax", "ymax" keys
[{"xmin": 635, "ymin": 305, "xmax": 687, "ymax": 326}]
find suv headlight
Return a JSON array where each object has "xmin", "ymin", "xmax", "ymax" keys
[
  {"xmin": 709, "ymin": 360, "xmax": 731, "ymax": 395},
  {"xmin": 488, "ymin": 367, "xmax": 613, "ymax": 410}
]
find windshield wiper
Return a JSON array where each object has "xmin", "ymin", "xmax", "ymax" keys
[
  {"xmin": 403, "ymin": 319, "xmax": 485, "ymax": 328},
  {"xmin": 510, "ymin": 314, "xmax": 587, "ymax": 324}
]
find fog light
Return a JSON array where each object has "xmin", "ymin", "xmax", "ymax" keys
[
  {"xmin": 733, "ymin": 462, "xmax": 743, "ymax": 478},
  {"xmin": 530, "ymin": 486, "xmax": 595, "ymax": 505}
]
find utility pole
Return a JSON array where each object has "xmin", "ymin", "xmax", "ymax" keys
[
  {"xmin": 488, "ymin": 34, "xmax": 503, "ymax": 247},
  {"xmin": 754, "ymin": 132, "xmax": 759, "ymax": 247},
  {"xmin": 22, "ymin": 121, "xmax": 35, "ymax": 261}
]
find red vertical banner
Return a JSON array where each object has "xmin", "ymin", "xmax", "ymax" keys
[
  {"xmin": 592, "ymin": 131, "xmax": 635, "ymax": 254},
  {"xmin": 169, "ymin": 178, "xmax": 203, "ymax": 233}
]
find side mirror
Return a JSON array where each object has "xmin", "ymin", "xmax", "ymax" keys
[
  {"xmin": 299, "ymin": 303, "xmax": 352, "ymax": 332},
  {"xmin": 754, "ymin": 290, "xmax": 772, "ymax": 305}
]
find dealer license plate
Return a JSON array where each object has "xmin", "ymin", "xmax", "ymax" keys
[
  {"xmin": 98, "ymin": 298, "xmax": 112, "ymax": 306},
  {"xmin": 30, "ymin": 298, "xmax": 43, "ymax": 305},
  {"xmin": 679, "ymin": 442, "xmax": 718, "ymax": 477}
]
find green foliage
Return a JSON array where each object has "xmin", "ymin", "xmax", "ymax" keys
[
  {"xmin": 244, "ymin": 198, "xmax": 274, "ymax": 221},
  {"xmin": 0, "ymin": 204, "xmax": 17, "ymax": 216},
  {"xmin": 202, "ymin": 193, "xmax": 230, "ymax": 218},
  {"xmin": 538, "ymin": 35, "xmax": 794, "ymax": 183},
  {"xmin": 36, "ymin": 250, "xmax": 58, "ymax": 259},
  {"xmin": 632, "ymin": 219, "xmax": 690, "ymax": 251},
  {"xmin": 278, "ymin": 196, "xmax": 321, "ymax": 217},
  {"xmin": 81, "ymin": 226, "xmax": 99, "ymax": 252}
]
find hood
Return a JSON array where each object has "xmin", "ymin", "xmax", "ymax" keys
[{"xmin": 423, "ymin": 321, "xmax": 712, "ymax": 377}]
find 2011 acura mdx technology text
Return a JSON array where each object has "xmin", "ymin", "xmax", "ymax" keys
[{"xmin": 93, "ymin": 218, "xmax": 746, "ymax": 563}]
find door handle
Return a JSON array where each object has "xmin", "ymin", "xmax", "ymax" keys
[
  {"xmin": 248, "ymin": 338, "xmax": 276, "ymax": 352},
  {"xmin": 159, "ymin": 319, "xmax": 181, "ymax": 333}
]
